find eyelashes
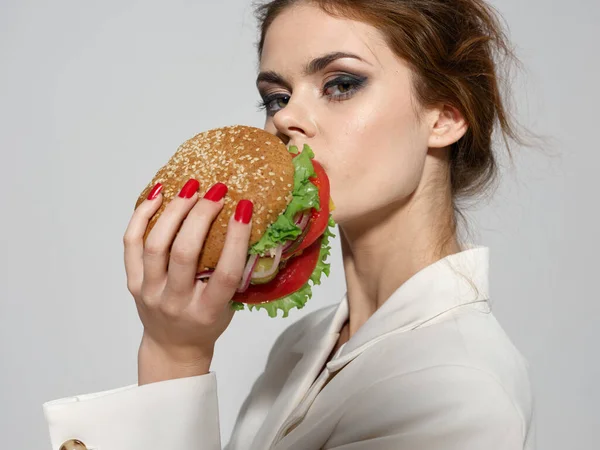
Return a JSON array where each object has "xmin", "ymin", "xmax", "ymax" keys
[
  {"xmin": 256, "ymin": 95, "xmax": 289, "ymax": 114},
  {"xmin": 257, "ymin": 74, "xmax": 368, "ymax": 116}
]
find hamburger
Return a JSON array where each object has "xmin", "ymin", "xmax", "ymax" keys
[{"xmin": 135, "ymin": 125, "xmax": 335, "ymax": 318}]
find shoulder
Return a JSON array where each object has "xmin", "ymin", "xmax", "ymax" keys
[
  {"xmin": 330, "ymin": 364, "xmax": 530, "ymax": 449},
  {"xmin": 367, "ymin": 307, "xmax": 531, "ymax": 395},
  {"xmin": 352, "ymin": 363, "xmax": 523, "ymax": 414},
  {"xmin": 336, "ymin": 308, "xmax": 534, "ymax": 442}
]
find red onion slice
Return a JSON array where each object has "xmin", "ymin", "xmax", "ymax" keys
[
  {"xmin": 298, "ymin": 211, "xmax": 312, "ymax": 231},
  {"xmin": 237, "ymin": 254, "xmax": 259, "ymax": 293},
  {"xmin": 281, "ymin": 239, "xmax": 294, "ymax": 253},
  {"xmin": 282, "ymin": 212, "xmax": 311, "ymax": 252},
  {"xmin": 251, "ymin": 245, "xmax": 284, "ymax": 280},
  {"xmin": 296, "ymin": 211, "xmax": 311, "ymax": 228}
]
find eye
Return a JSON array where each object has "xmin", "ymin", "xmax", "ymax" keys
[
  {"xmin": 257, "ymin": 94, "xmax": 290, "ymax": 116},
  {"xmin": 323, "ymin": 74, "xmax": 367, "ymax": 101},
  {"xmin": 327, "ymin": 81, "xmax": 353, "ymax": 94}
]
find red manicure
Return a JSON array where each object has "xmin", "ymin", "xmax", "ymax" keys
[
  {"xmin": 147, "ymin": 183, "xmax": 163, "ymax": 200},
  {"xmin": 178, "ymin": 179, "xmax": 200, "ymax": 199},
  {"xmin": 235, "ymin": 200, "xmax": 253, "ymax": 224},
  {"xmin": 204, "ymin": 183, "xmax": 228, "ymax": 202}
]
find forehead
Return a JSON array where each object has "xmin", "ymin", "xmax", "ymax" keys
[{"xmin": 260, "ymin": 4, "xmax": 388, "ymax": 70}]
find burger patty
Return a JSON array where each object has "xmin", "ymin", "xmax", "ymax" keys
[{"xmin": 135, "ymin": 125, "xmax": 295, "ymax": 271}]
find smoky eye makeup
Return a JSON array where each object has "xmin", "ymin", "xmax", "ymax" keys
[
  {"xmin": 322, "ymin": 73, "xmax": 368, "ymax": 101},
  {"xmin": 256, "ymin": 71, "xmax": 369, "ymax": 115}
]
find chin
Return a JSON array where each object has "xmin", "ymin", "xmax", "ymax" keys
[
  {"xmin": 330, "ymin": 208, "xmax": 353, "ymax": 228},
  {"xmin": 331, "ymin": 208, "xmax": 341, "ymax": 224}
]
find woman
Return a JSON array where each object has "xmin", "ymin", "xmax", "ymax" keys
[{"xmin": 44, "ymin": 1, "xmax": 535, "ymax": 449}]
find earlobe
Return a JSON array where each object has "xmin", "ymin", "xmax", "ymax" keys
[{"xmin": 428, "ymin": 105, "xmax": 468, "ymax": 149}]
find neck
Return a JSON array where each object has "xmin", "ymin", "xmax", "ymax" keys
[{"xmin": 338, "ymin": 153, "xmax": 461, "ymax": 339}]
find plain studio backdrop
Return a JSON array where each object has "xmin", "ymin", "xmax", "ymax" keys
[{"xmin": 0, "ymin": 0, "xmax": 597, "ymax": 448}]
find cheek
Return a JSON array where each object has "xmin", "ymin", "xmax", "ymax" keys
[{"xmin": 328, "ymin": 89, "xmax": 428, "ymax": 222}]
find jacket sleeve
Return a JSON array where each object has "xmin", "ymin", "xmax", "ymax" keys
[
  {"xmin": 325, "ymin": 365, "xmax": 529, "ymax": 450},
  {"xmin": 43, "ymin": 372, "xmax": 221, "ymax": 450}
]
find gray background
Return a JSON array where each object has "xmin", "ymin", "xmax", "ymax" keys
[{"xmin": 0, "ymin": 0, "xmax": 597, "ymax": 448}]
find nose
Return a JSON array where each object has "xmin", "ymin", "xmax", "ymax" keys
[{"xmin": 272, "ymin": 98, "xmax": 317, "ymax": 146}]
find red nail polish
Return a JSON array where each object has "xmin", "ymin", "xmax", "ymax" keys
[
  {"xmin": 178, "ymin": 179, "xmax": 200, "ymax": 199},
  {"xmin": 204, "ymin": 183, "xmax": 228, "ymax": 202},
  {"xmin": 235, "ymin": 200, "xmax": 253, "ymax": 224},
  {"xmin": 147, "ymin": 183, "xmax": 163, "ymax": 200}
]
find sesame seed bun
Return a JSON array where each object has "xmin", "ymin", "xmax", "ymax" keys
[{"xmin": 135, "ymin": 125, "xmax": 295, "ymax": 272}]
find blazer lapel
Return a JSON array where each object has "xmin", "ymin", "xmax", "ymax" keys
[
  {"xmin": 269, "ymin": 246, "xmax": 491, "ymax": 448},
  {"xmin": 251, "ymin": 299, "xmax": 349, "ymax": 449}
]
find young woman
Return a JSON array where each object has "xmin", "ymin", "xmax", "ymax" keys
[{"xmin": 44, "ymin": 1, "xmax": 534, "ymax": 449}]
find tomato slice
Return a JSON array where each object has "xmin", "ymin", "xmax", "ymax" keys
[
  {"xmin": 282, "ymin": 159, "xmax": 331, "ymax": 259},
  {"xmin": 232, "ymin": 236, "xmax": 323, "ymax": 304}
]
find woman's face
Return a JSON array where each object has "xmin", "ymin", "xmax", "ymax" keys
[{"xmin": 258, "ymin": 4, "xmax": 436, "ymax": 227}]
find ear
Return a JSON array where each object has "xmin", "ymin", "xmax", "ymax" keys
[{"xmin": 427, "ymin": 104, "xmax": 468, "ymax": 149}]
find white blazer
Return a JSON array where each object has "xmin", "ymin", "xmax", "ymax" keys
[{"xmin": 43, "ymin": 246, "xmax": 535, "ymax": 449}]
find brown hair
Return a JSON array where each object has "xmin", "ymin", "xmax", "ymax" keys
[{"xmin": 254, "ymin": 0, "xmax": 533, "ymax": 250}]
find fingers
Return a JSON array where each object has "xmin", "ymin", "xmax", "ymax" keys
[
  {"xmin": 198, "ymin": 200, "xmax": 253, "ymax": 317},
  {"xmin": 142, "ymin": 179, "xmax": 201, "ymax": 295},
  {"xmin": 123, "ymin": 184, "xmax": 164, "ymax": 297},
  {"xmin": 163, "ymin": 184, "xmax": 228, "ymax": 302},
  {"xmin": 126, "ymin": 177, "xmax": 253, "ymax": 327}
]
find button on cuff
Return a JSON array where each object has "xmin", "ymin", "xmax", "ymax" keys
[{"xmin": 59, "ymin": 439, "xmax": 88, "ymax": 450}]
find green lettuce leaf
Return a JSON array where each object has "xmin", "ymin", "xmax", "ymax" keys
[
  {"xmin": 249, "ymin": 144, "xmax": 320, "ymax": 256},
  {"xmin": 230, "ymin": 215, "xmax": 336, "ymax": 318}
]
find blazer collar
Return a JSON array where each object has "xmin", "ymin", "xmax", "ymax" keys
[
  {"xmin": 326, "ymin": 245, "xmax": 491, "ymax": 372},
  {"xmin": 269, "ymin": 246, "xmax": 490, "ymax": 447}
]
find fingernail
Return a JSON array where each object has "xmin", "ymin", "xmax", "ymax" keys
[
  {"xmin": 178, "ymin": 179, "xmax": 200, "ymax": 199},
  {"xmin": 235, "ymin": 200, "xmax": 253, "ymax": 224},
  {"xmin": 204, "ymin": 182, "xmax": 228, "ymax": 202},
  {"xmin": 147, "ymin": 183, "xmax": 163, "ymax": 200}
]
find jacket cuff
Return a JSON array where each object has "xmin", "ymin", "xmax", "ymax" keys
[{"xmin": 43, "ymin": 372, "xmax": 221, "ymax": 450}]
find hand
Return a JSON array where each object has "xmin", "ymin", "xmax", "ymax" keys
[{"xmin": 123, "ymin": 180, "xmax": 253, "ymax": 384}]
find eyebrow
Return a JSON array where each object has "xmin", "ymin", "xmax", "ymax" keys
[{"xmin": 256, "ymin": 51, "xmax": 368, "ymax": 89}]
